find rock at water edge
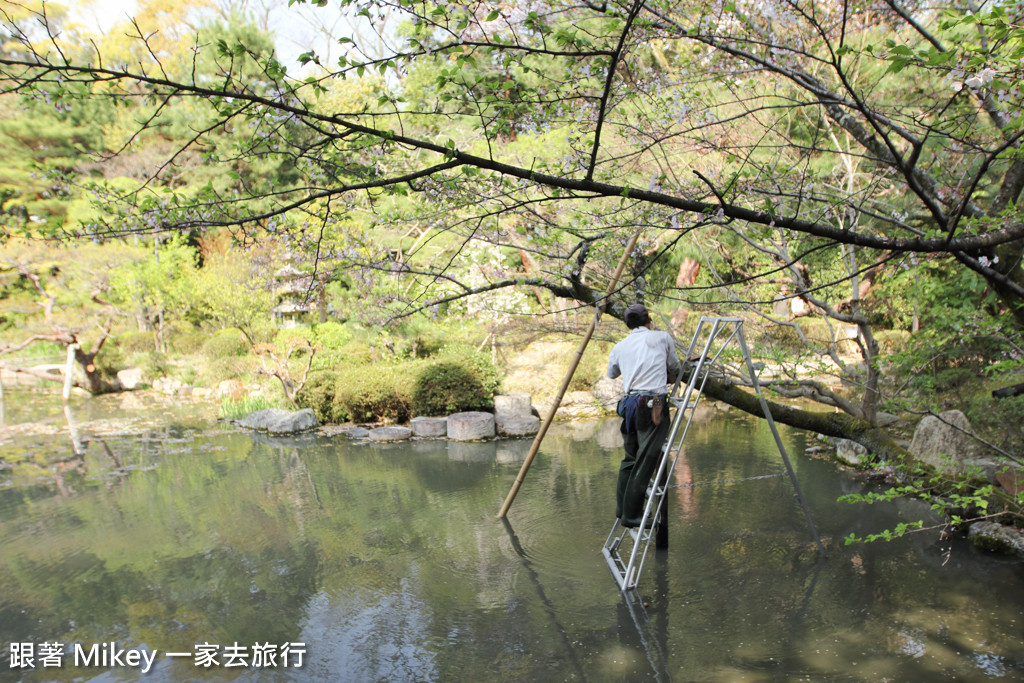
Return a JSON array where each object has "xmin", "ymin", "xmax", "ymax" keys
[
  {"xmin": 238, "ymin": 408, "xmax": 319, "ymax": 434},
  {"xmin": 368, "ymin": 426, "xmax": 413, "ymax": 442},
  {"xmin": 496, "ymin": 415, "xmax": 540, "ymax": 437},
  {"xmin": 448, "ymin": 411, "xmax": 495, "ymax": 441},
  {"xmin": 410, "ymin": 416, "xmax": 448, "ymax": 438},
  {"xmin": 494, "ymin": 394, "xmax": 533, "ymax": 418},
  {"xmin": 968, "ymin": 522, "xmax": 1024, "ymax": 558},
  {"xmin": 909, "ymin": 410, "xmax": 978, "ymax": 473},
  {"xmin": 836, "ymin": 439, "xmax": 869, "ymax": 467}
]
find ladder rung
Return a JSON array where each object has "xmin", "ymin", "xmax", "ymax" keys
[{"xmin": 628, "ymin": 526, "xmax": 654, "ymax": 543}]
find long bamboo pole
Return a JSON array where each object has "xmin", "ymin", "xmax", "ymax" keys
[{"xmin": 498, "ymin": 231, "xmax": 642, "ymax": 518}]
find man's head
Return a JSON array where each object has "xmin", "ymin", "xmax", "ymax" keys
[{"xmin": 624, "ymin": 303, "xmax": 651, "ymax": 329}]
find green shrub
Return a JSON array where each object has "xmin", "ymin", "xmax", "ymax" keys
[
  {"xmin": 201, "ymin": 328, "xmax": 250, "ymax": 359},
  {"xmin": 137, "ymin": 351, "xmax": 169, "ymax": 379},
  {"xmin": 435, "ymin": 344, "xmax": 502, "ymax": 396},
  {"xmin": 333, "ymin": 362, "xmax": 422, "ymax": 424},
  {"xmin": 339, "ymin": 341, "xmax": 375, "ymax": 365},
  {"xmin": 94, "ymin": 343, "xmax": 126, "ymax": 380},
  {"xmin": 396, "ymin": 330, "xmax": 445, "ymax": 359},
  {"xmin": 568, "ymin": 342, "xmax": 610, "ymax": 392},
  {"xmin": 116, "ymin": 330, "xmax": 155, "ymax": 354},
  {"xmin": 169, "ymin": 331, "xmax": 208, "ymax": 355},
  {"xmin": 295, "ymin": 369, "xmax": 339, "ymax": 422},
  {"xmin": 412, "ymin": 363, "xmax": 489, "ymax": 416},
  {"xmin": 964, "ymin": 392, "xmax": 1024, "ymax": 456},
  {"xmin": 274, "ymin": 327, "xmax": 314, "ymax": 351},
  {"xmin": 311, "ymin": 321, "xmax": 352, "ymax": 350},
  {"xmin": 199, "ymin": 356, "xmax": 249, "ymax": 384},
  {"xmin": 306, "ymin": 337, "xmax": 373, "ymax": 373}
]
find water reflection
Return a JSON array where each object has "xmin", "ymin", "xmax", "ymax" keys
[{"xmin": 0, "ymin": 393, "xmax": 1021, "ymax": 682}]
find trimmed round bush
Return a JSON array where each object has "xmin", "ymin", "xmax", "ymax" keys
[
  {"xmin": 295, "ymin": 369, "xmax": 339, "ymax": 422},
  {"xmin": 312, "ymin": 321, "xmax": 352, "ymax": 350},
  {"xmin": 435, "ymin": 345, "xmax": 501, "ymax": 396},
  {"xmin": 199, "ymin": 356, "xmax": 248, "ymax": 384},
  {"xmin": 333, "ymin": 363, "xmax": 421, "ymax": 424},
  {"xmin": 169, "ymin": 331, "xmax": 208, "ymax": 354},
  {"xmin": 201, "ymin": 328, "xmax": 250, "ymax": 359},
  {"xmin": 412, "ymin": 363, "xmax": 490, "ymax": 416},
  {"xmin": 116, "ymin": 330, "xmax": 154, "ymax": 354},
  {"xmin": 340, "ymin": 341, "xmax": 375, "ymax": 365}
]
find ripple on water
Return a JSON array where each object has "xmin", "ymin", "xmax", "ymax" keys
[{"xmin": 496, "ymin": 496, "xmax": 617, "ymax": 610}]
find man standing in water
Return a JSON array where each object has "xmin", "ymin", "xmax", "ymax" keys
[{"xmin": 606, "ymin": 303, "xmax": 681, "ymax": 528}]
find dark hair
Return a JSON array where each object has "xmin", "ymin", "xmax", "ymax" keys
[{"xmin": 624, "ymin": 304, "xmax": 650, "ymax": 329}]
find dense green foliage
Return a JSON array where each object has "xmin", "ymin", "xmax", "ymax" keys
[
  {"xmin": 332, "ymin": 362, "xmax": 422, "ymax": 423},
  {"xmin": 412, "ymin": 363, "xmax": 489, "ymax": 416},
  {"xmin": 292, "ymin": 336, "xmax": 500, "ymax": 423},
  {"xmin": 201, "ymin": 328, "xmax": 251, "ymax": 359}
]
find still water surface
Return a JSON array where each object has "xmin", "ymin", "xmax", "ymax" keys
[{"xmin": 0, "ymin": 391, "xmax": 1021, "ymax": 682}]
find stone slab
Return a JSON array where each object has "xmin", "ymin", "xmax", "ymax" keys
[
  {"xmin": 494, "ymin": 393, "xmax": 533, "ymax": 418},
  {"xmin": 410, "ymin": 416, "xmax": 448, "ymax": 438},
  {"xmin": 346, "ymin": 426, "xmax": 370, "ymax": 439},
  {"xmin": 447, "ymin": 411, "xmax": 495, "ymax": 441},
  {"xmin": 368, "ymin": 426, "xmax": 412, "ymax": 442},
  {"xmin": 496, "ymin": 415, "xmax": 540, "ymax": 437}
]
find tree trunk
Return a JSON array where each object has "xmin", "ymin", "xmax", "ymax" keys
[
  {"xmin": 702, "ymin": 376, "xmax": 909, "ymax": 463},
  {"xmin": 991, "ymin": 237, "xmax": 1024, "ymax": 327},
  {"xmin": 72, "ymin": 346, "xmax": 111, "ymax": 395},
  {"xmin": 859, "ymin": 322, "xmax": 881, "ymax": 425}
]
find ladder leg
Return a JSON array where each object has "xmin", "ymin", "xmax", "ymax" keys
[{"xmin": 655, "ymin": 464, "xmax": 669, "ymax": 549}]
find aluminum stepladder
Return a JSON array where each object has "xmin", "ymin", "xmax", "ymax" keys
[{"xmin": 602, "ymin": 316, "xmax": 825, "ymax": 591}]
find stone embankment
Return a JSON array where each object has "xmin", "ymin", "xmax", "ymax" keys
[{"xmin": 234, "ymin": 391, "xmax": 544, "ymax": 444}]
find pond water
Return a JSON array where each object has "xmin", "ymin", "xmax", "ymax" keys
[{"xmin": 0, "ymin": 391, "xmax": 1022, "ymax": 682}]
